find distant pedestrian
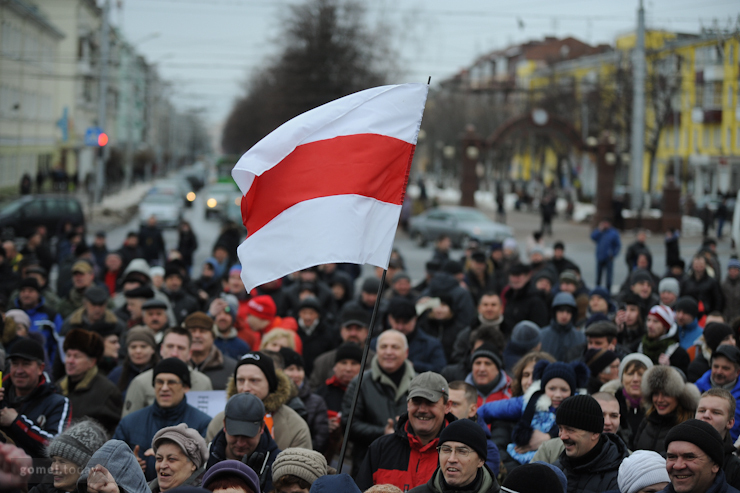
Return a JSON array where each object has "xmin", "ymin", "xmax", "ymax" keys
[
  {"xmin": 36, "ymin": 168, "xmax": 45, "ymax": 193},
  {"xmin": 19, "ymin": 173, "xmax": 32, "ymax": 195},
  {"xmin": 665, "ymin": 228, "xmax": 681, "ymax": 269},
  {"xmin": 716, "ymin": 198, "xmax": 729, "ymax": 239},
  {"xmin": 591, "ymin": 219, "xmax": 622, "ymax": 292},
  {"xmin": 540, "ymin": 193, "xmax": 555, "ymax": 237}
]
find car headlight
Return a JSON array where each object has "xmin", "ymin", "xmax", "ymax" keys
[
  {"xmin": 473, "ymin": 227, "xmax": 482, "ymax": 235},
  {"xmin": 207, "ymin": 198, "xmax": 217, "ymax": 208},
  {"xmin": 186, "ymin": 192, "xmax": 196, "ymax": 202}
]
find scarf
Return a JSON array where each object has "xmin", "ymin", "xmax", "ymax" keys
[
  {"xmin": 622, "ymin": 387, "xmax": 642, "ymax": 410},
  {"xmin": 640, "ymin": 334, "xmax": 677, "ymax": 364},
  {"xmin": 325, "ymin": 375, "xmax": 348, "ymax": 391}
]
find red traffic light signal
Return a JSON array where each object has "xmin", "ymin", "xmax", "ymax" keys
[{"xmin": 97, "ymin": 132, "xmax": 109, "ymax": 146}]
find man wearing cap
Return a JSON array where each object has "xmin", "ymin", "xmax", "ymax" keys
[
  {"xmin": 663, "ymin": 419, "xmax": 740, "ymax": 493},
  {"xmin": 373, "ymin": 297, "xmax": 446, "ymax": 373},
  {"xmin": 7, "ymin": 266, "xmax": 59, "ymax": 312},
  {"xmin": 591, "ymin": 219, "xmax": 621, "ymax": 292},
  {"xmin": 56, "ymin": 329, "xmax": 123, "ymax": 434},
  {"xmin": 409, "ymin": 419, "xmax": 499, "ymax": 493},
  {"xmin": 113, "ymin": 357, "xmax": 212, "ymax": 481},
  {"xmin": 139, "ymin": 297, "xmax": 170, "ymax": 344},
  {"xmin": 60, "ymin": 285, "xmax": 124, "ymax": 337},
  {"xmin": 240, "ymin": 294, "xmax": 280, "ymax": 350},
  {"xmin": 688, "ymin": 323, "xmax": 736, "ymax": 382},
  {"xmin": 206, "ymin": 351, "xmax": 312, "ymax": 451},
  {"xmin": 555, "ymin": 394, "xmax": 629, "ymax": 492},
  {"xmin": 210, "ymin": 297, "xmax": 251, "ymax": 361},
  {"xmin": 11, "ymin": 276, "xmax": 63, "ymax": 362},
  {"xmin": 185, "ymin": 311, "xmax": 237, "ymax": 390},
  {"xmin": 0, "ymin": 338, "xmax": 71, "ymax": 458},
  {"xmin": 122, "ymin": 326, "xmax": 214, "ymax": 417},
  {"xmin": 695, "ymin": 389, "xmax": 740, "ymax": 489},
  {"xmin": 503, "ymin": 263, "xmax": 549, "ymax": 332},
  {"xmin": 356, "ymin": 372, "xmax": 457, "ymax": 491},
  {"xmin": 695, "ymin": 345, "xmax": 740, "ymax": 441},
  {"xmin": 540, "ymin": 292, "xmax": 585, "ymax": 361},
  {"xmin": 58, "ymin": 260, "xmax": 98, "ymax": 319},
  {"xmin": 161, "ymin": 263, "xmax": 199, "ymax": 325},
  {"xmin": 295, "ymin": 296, "xmax": 334, "ymax": 377},
  {"xmin": 206, "ymin": 392, "xmax": 280, "ymax": 492},
  {"xmin": 464, "ymin": 342, "xmax": 511, "ymax": 406},
  {"xmin": 550, "ymin": 241, "xmax": 579, "ymax": 276},
  {"xmin": 342, "ymin": 329, "xmax": 415, "ymax": 474},
  {"xmin": 116, "ymin": 285, "xmax": 155, "ymax": 328},
  {"xmin": 676, "ymin": 297, "xmax": 705, "ymax": 350},
  {"xmin": 308, "ymin": 303, "xmax": 373, "ymax": 390}
]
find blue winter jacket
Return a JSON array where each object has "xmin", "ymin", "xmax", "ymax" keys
[
  {"xmin": 591, "ymin": 227, "xmax": 622, "ymax": 262},
  {"xmin": 15, "ymin": 297, "xmax": 63, "ymax": 363},
  {"xmin": 540, "ymin": 321, "xmax": 586, "ymax": 362},
  {"xmin": 695, "ymin": 370, "xmax": 740, "ymax": 441},
  {"xmin": 371, "ymin": 328, "xmax": 447, "ymax": 373},
  {"xmin": 678, "ymin": 319, "xmax": 702, "ymax": 349},
  {"xmin": 113, "ymin": 397, "xmax": 212, "ymax": 481},
  {"xmin": 475, "ymin": 414, "xmax": 501, "ymax": 475}
]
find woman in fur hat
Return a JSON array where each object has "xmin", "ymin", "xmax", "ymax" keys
[
  {"xmin": 635, "ymin": 305, "xmax": 690, "ymax": 375},
  {"xmin": 632, "ymin": 364, "xmax": 701, "ymax": 455},
  {"xmin": 479, "ymin": 360, "xmax": 589, "ymax": 465}
]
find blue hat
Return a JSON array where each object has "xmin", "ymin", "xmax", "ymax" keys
[
  {"xmin": 202, "ymin": 460, "xmax": 260, "ymax": 493},
  {"xmin": 589, "ymin": 286, "xmax": 610, "ymax": 301}
]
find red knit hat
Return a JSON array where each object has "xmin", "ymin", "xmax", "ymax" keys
[
  {"xmin": 246, "ymin": 295, "xmax": 277, "ymax": 321},
  {"xmin": 649, "ymin": 305, "xmax": 674, "ymax": 330}
]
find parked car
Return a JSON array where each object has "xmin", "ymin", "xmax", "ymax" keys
[
  {"xmin": 152, "ymin": 178, "xmax": 196, "ymax": 208},
  {"xmin": 139, "ymin": 191, "xmax": 182, "ymax": 228},
  {"xmin": 0, "ymin": 195, "xmax": 84, "ymax": 238},
  {"xmin": 204, "ymin": 183, "xmax": 237, "ymax": 219},
  {"xmin": 409, "ymin": 206, "xmax": 513, "ymax": 247}
]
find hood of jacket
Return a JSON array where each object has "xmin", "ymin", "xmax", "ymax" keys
[
  {"xmin": 226, "ymin": 369, "xmax": 294, "ymax": 414},
  {"xmin": 521, "ymin": 380, "xmax": 554, "ymax": 412},
  {"xmin": 371, "ymin": 354, "xmax": 416, "ymax": 402},
  {"xmin": 428, "ymin": 272, "xmax": 461, "ymax": 297},
  {"xmin": 78, "ymin": 439, "xmax": 149, "ymax": 493},
  {"xmin": 599, "ymin": 378, "xmax": 622, "ymax": 394}
]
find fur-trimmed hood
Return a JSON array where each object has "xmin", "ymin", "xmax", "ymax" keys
[
  {"xmin": 599, "ymin": 378, "xmax": 622, "ymax": 394},
  {"xmin": 521, "ymin": 380, "xmax": 553, "ymax": 412},
  {"xmin": 641, "ymin": 365, "xmax": 701, "ymax": 411},
  {"xmin": 225, "ymin": 369, "xmax": 295, "ymax": 414}
]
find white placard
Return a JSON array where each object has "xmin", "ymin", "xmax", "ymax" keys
[{"xmin": 186, "ymin": 390, "xmax": 227, "ymax": 418}]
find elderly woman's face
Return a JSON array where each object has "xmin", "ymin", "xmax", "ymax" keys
[
  {"xmin": 155, "ymin": 442, "xmax": 196, "ymax": 492},
  {"xmin": 50, "ymin": 456, "xmax": 82, "ymax": 492}
]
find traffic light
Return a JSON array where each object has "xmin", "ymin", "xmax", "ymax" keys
[{"xmin": 97, "ymin": 132, "xmax": 109, "ymax": 146}]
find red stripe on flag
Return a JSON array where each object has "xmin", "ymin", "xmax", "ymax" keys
[{"xmin": 243, "ymin": 133, "xmax": 414, "ymax": 236}]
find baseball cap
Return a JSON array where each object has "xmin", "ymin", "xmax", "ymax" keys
[
  {"xmin": 713, "ymin": 345, "xmax": 740, "ymax": 366},
  {"xmin": 72, "ymin": 260, "xmax": 93, "ymax": 274},
  {"xmin": 8, "ymin": 338, "xmax": 45, "ymax": 363},
  {"xmin": 224, "ymin": 393, "xmax": 266, "ymax": 438},
  {"xmin": 340, "ymin": 305, "xmax": 371, "ymax": 328},
  {"xmin": 408, "ymin": 371, "xmax": 449, "ymax": 403}
]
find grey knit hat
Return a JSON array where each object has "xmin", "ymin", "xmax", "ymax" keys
[
  {"xmin": 152, "ymin": 423, "xmax": 209, "ymax": 469},
  {"xmin": 271, "ymin": 448, "xmax": 328, "ymax": 485},
  {"xmin": 47, "ymin": 419, "xmax": 108, "ymax": 467}
]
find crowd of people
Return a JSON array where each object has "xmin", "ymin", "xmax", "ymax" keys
[{"xmin": 2, "ymin": 214, "xmax": 740, "ymax": 493}]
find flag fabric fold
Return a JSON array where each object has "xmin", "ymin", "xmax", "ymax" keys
[{"xmin": 233, "ymin": 83, "xmax": 428, "ymax": 292}]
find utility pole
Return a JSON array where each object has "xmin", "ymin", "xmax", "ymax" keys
[
  {"xmin": 630, "ymin": 0, "xmax": 646, "ymax": 211},
  {"xmin": 94, "ymin": 0, "xmax": 110, "ymax": 204}
]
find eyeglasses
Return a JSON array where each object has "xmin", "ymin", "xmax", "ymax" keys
[
  {"xmin": 154, "ymin": 379, "xmax": 182, "ymax": 388},
  {"xmin": 437, "ymin": 445, "xmax": 471, "ymax": 457}
]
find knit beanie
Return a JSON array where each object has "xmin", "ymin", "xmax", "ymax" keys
[
  {"xmin": 47, "ymin": 419, "xmax": 108, "ymax": 467},
  {"xmin": 125, "ymin": 326, "xmax": 156, "ymax": 350},
  {"xmin": 532, "ymin": 461, "xmax": 568, "ymax": 493},
  {"xmin": 153, "ymin": 358, "xmax": 191, "ymax": 388},
  {"xmin": 618, "ymin": 353, "xmax": 654, "ymax": 382},
  {"xmin": 703, "ymin": 322, "xmax": 734, "ymax": 353},
  {"xmin": 471, "ymin": 342, "xmax": 502, "ymax": 369},
  {"xmin": 584, "ymin": 348, "xmax": 619, "ymax": 376},
  {"xmin": 534, "ymin": 360, "xmax": 589, "ymax": 394},
  {"xmin": 246, "ymin": 295, "xmax": 277, "ymax": 320},
  {"xmin": 279, "ymin": 347, "xmax": 305, "ymax": 369},
  {"xmin": 152, "ymin": 423, "xmax": 209, "ymax": 469},
  {"xmin": 658, "ymin": 277, "xmax": 680, "ymax": 296},
  {"xmin": 648, "ymin": 305, "xmax": 674, "ymax": 330},
  {"xmin": 5, "ymin": 309, "xmax": 30, "ymax": 330},
  {"xmin": 335, "ymin": 343, "xmax": 363, "ymax": 364},
  {"xmin": 235, "ymin": 352, "xmax": 278, "ymax": 393},
  {"xmin": 509, "ymin": 321, "xmax": 541, "ymax": 355},
  {"xmin": 556, "ymin": 395, "xmax": 604, "ymax": 434},
  {"xmin": 271, "ymin": 448, "xmax": 328, "ymax": 485},
  {"xmin": 630, "ymin": 269, "xmax": 653, "ymax": 286},
  {"xmin": 438, "ymin": 419, "xmax": 487, "ymax": 461},
  {"xmin": 618, "ymin": 450, "xmax": 670, "ymax": 493},
  {"xmin": 729, "ymin": 259, "xmax": 740, "ymax": 270},
  {"xmin": 674, "ymin": 297, "xmax": 699, "ymax": 319},
  {"xmin": 665, "ymin": 419, "xmax": 725, "ymax": 466},
  {"xmin": 502, "ymin": 462, "xmax": 564, "ymax": 493},
  {"xmin": 589, "ymin": 286, "xmax": 611, "ymax": 302}
]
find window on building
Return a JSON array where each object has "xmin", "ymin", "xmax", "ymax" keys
[
  {"xmin": 714, "ymin": 126, "xmax": 721, "ymax": 149},
  {"xmin": 704, "ymin": 127, "xmax": 710, "ymax": 148}
]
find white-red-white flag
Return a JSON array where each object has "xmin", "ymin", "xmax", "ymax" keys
[{"xmin": 232, "ymin": 83, "xmax": 428, "ymax": 292}]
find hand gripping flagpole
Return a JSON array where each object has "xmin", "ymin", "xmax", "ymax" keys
[{"xmin": 336, "ymin": 268, "xmax": 388, "ymax": 473}]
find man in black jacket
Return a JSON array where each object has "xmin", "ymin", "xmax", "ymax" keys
[
  {"xmin": 207, "ymin": 392, "xmax": 279, "ymax": 493},
  {"xmin": 555, "ymin": 395, "xmax": 629, "ymax": 493},
  {"xmin": 0, "ymin": 338, "xmax": 71, "ymax": 458},
  {"xmin": 503, "ymin": 263, "xmax": 549, "ymax": 333}
]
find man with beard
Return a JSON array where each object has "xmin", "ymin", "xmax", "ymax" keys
[{"xmin": 356, "ymin": 372, "xmax": 456, "ymax": 491}]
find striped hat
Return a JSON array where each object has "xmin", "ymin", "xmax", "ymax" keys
[{"xmin": 648, "ymin": 305, "xmax": 674, "ymax": 330}]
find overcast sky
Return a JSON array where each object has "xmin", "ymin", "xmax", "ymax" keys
[{"xmin": 115, "ymin": 0, "xmax": 738, "ymax": 145}]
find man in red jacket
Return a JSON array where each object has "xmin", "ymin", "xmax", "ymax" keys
[{"xmin": 356, "ymin": 372, "xmax": 456, "ymax": 492}]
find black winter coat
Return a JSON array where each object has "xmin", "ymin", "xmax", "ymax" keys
[
  {"xmin": 421, "ymin": 272, "xmax": 477, "ymax": 328},
  {"xmin": 298, "ymin": 383, "xmax": 330, "ymax": 453},
  {"xmin": 681, "ymin": 272, "xmax": 724, "ymax": 315},
  {"xmin": 557, "ymin": 433, "xmax": 629, "ymax": 493},
  {"xmin": 503, "ymin": 281, "xmax": 549, "ymax": 332},
  {"xmin": 723, "ymin": 434, "xmax": 740, "ymax": 491},
  {"xmin": 633, "ymin": 410, "xmax": 679, "ymax": 455}
]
